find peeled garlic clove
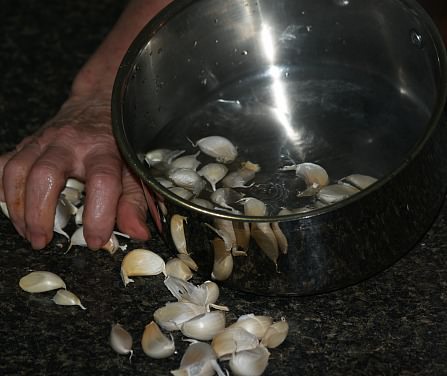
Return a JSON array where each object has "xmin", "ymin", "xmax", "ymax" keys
[
  {"xmin": 154, "ymin": 302, "xmax": 207, "ymax": 331},
  {"xmin": 211, "ymin": 237, "xmax": 234, "ymax": 281},
  {"xmin": 251, "ymin": 222, "xmax": 279, "ymax": 267},
  {"xmin": 261, "ymin": 317, "xmax": 289, "ymax": 348},
  {"xmin": 168, "ymin": 168, "xmax": 206, "ymax": 196},
  {"xmin": 0, "ymin": 201, "xmax": 10, "ymax": 218},
  {"xmin": 52, "ymin": 289, "xmax": 86, "ymax": 310},
  {"xmin": 271, "ymin": 222, "xmax": 288, "ymax": 254},
  {"xmin": 141, "ymin": 321, "xmax": 175, "ymax": 359},
  {"xmin": 211, "ymin": 327, "xmax": 259, "ymax": 360},
  {"xmin": 165, "ymin": 258, "xmax": 193, "ymax": 281},
  {"xmin": 145, "ymin": 148, "xmax": 185, "ymax": 167},
  {"xmin": 317, "ymin": 184, "xmax": 360, "ymax": 204},
  {"xmin": 110, "ymin": 323, "xmax": 133, "ymax": 358},
  {"xmin": 176, "ymin": 253, "xmax": 198, "ymax": 271},
  {"xmin": 339, "ymin": 174, "xmax": 378, "ymax": 190},
  {"xmin": 198, "ymin": 163, "xmax": 228, "ymax": 191},
  {"xmin": 169, "ymin": 186, "xmax": 194, "ymax": 200},
  {"xmin": 190, "ymin": 135, "xmax": 238, "ymax": 164},
  {"xmin": 170, "ymin": 214, "xmax": 188, "ymax": 254},
  {"xmin": 240, "ymin": 197, "xmax": 267, "ymax": 217},
  {"xmin": 171, "ymin": 151, "xmax": 201, "ymax": 171},
  {"xmin": 229, "ymin": 314, "xmax": 273, "ymax": 339},
  {"xmin": 229, "ymin": 345, "xmax": 270, "ymax": 376},
  {"xmin": 222, "ymin": 161, "xmax": 260, "ymax": 188},
  {"xmin": 181, "ymin": 311, "xmax": 226, "ymax": 341},
  {"xmin": 211, "ymin": 188, "xmax": 245, "ymax": 210},
  {"xmin": 120, "ymin": 248, "xmax": 166, "ymax": 286},
  {"xmin": 19, "ymin": 271, "xmax": 66, "ymax": 293},
  {"xmin": 190, "ymin": 197, "xmax": 214, "ymax": 210},
  {"xmin": 283, "ymin": 162, "xmax": 329, "ymax": 188}
]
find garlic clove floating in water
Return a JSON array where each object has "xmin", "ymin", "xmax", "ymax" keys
[
  {"xmin": 190, "ymin": 197, "xmax": 214, "ymax": 210},
  {"xmin": 144, "ymin": 148, "xmax": 185, "ymax": 167},
  {"xmin": 211, "ymin": 326, "xmax": 260, "ymax": 360},
  {"xmin": 170, "ymin": 214, "xmax": 188, "ymax": 254},
  {"xmin": 198, "ymin": 163, "xmax": 228, "ymax": 191},
  {"xmin": 19, "ymin": 271, "xmax": 66, "ymax": 293},
  {"xmin": 229, "ymin": 314, "xmax": 274, "ymax": 340},
  {"xmin": 181, "ymin": 310, "xmax": 226, "ymax": 341},
  {"xmin": 189, "ymin": 135, "xmax": 238, "ymax": 164},
  {"xmin": 141, "ymin": 321, "xmax": 175, "ymax": 359},
  {"xmin": 210, "ymin": 188, "xmax": 245, "ymax": 211},
  {"xmin": 339, "ymin": 174, "xmax": 378, "ymax": 190},
  {"xmin": 165, "ymin": 257, "xmax": 193, "ymax": 281},
  {"xmin": 317, "ymin": 184, "xmax": 360, "ymax": 204},
  {"xmin": 169, "ymin": 186, "xmax": 194, "ymax": 200},
  {"xmin": 120, "ymin": 248, "xmax": 166, "ymax": 286},
  {"xmin": 168, "ymin": 168, "xmax": 206, "ymax": 196},
  {"xmin": 156, "ymin": 177, "xmax": 175, "ymax": 189},
  {"xmin": 260, "ymin": 317, "xmax": 289, "ymax": 348},
  {"xmin": 170, "ymin": 151, "xmax": 201, "ymax": 171},
  {"xmin": 52, "ymin": 289, "xmax": 86, "ymax": 310},
  {"xmin": 222, "ymin": 160, "xmax": 260, "ymax": 188},
  {"xmin": 154, "ymin": 302, "xmax": 207, "ymax": 331},
  {"xmin": 110, "ymin": 323, "xmax": 133, "ymax": 359},
  {"xmin": 229, "ymin": 345, "xmax": 271, "ymax": 376}
]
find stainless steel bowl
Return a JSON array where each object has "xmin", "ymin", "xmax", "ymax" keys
[{"xmin": 112, "ymin": 0, "xmax": 447, "ymax": 295}]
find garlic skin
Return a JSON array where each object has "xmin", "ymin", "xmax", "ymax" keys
[
  {"xmin": 261, "ymin": 317, "xmax": 289, "ymax": 348},
  {"xmin": 54, "ymin": 197, "xmax": 76, "ymax": 239},
  {"xmin": 120, "ymin": 248, "xmax": 166, "ymax": 286},
  {"xmin": 141, "ymin": 321, "xmax": 175, "ymax": 359},
  {"xmin": 170, "ymin": 214, "xmax": 188, "ymax": 254},
  {"xmin": 229, "ymin": 314, "xmax": 273, "ymax": 340},
  {"xmin": 110, "ymin": 323, "xmax": 133, "ymax": 358},
  {"xmin": 198, "ymin": 163, "xmax": 228, "ymax": 191},
  {"xmin": 19, "ymin": 271, "xmax": 66, "ymax": 293},
  {"xmin": 154, "ymin": 302, "xmax": 207, "ymax": 331},
  {"xmin": 191, "ymin": 136, "xmax": 238, "ymax": 164},
  {"xmin": 65, "ymin": 177, "xmax": 85, "ymax": 193},
  {"xmin": 211, "ymin": 327, "xmax": 260, "ymax": 360},
  {"xmin": 52, "ymin": 289, "xmax": 86, "ymax": 310},
  {"xmin": 145, "ymin": 148, "xmax": 185, "ymax": 167},
  {"xmin": 68, "ymin": 227, "xmax": 127, "ymax": 254},
  {"xmin": 229, "ymin": 345, "xmax": 270, "ymax": 376},
  {"xmin": 0, "ymin": 201, "xmax": 10, "ymax": 218},
  {"xmin": 168, "ymin": 168, "xmax": 206, "ymax": 196},
  {"xmin": 181, "ymin": 311, "xmax": 226, "ymax": 341},
  {"xmin": 165, "ymin": 258, "xmax": 193, "ymax": 281},
  {"xmin": 317, "ymin": 184, "xmax": 360, "ymax": 204},
  {"xmin": 171, "ymin": 151, "xmax": 201, "ymax": 171}
]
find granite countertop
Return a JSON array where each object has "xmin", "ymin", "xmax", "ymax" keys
[{"xmin": 1, "ymin": 1, "xmax": 447, "ymax": 375}]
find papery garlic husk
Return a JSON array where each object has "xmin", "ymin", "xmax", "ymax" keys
[
  {"xmin": 65, "ymin": 177, "xmax": 85, "ymax": 193},
  {"xmin": 19, "ymin": 271, "xmax": 66, "ymax": 293},
  {"xmin": 339, "ymin": 174, "xmax": 378, "ymax": 190},
  {"xmin": 210, "ymin": 188, "xmax": 245, "ymax": 210},
  {"xmin": 168, "ymin": 168, "xmax": 206, "ymax": 196},
  {"xmin": 271, "ymin": 222, "xmax": 288, "ymax": 254},
  {"xmin": 171, "ymin": 151, "xmax": 201, "ymax": 171},
  {"xmin": 154, "ymin": 302, "xmax": 207, "ymax": 331},
  {"xmin": 229, "ymin": 314, "xmax": 273, "ymax": 339},
  {"xmin": 68, "ymin": 226, "xmax": 127, "ymax": 254},
  {"xmin": 75, "ymin": 205, "xmax": 84, "ymax": 225},
  {"xmin": 170, "ymin": 214, "xmax": 188, "ymax": 254},
  {"xmin": 52, "ymin": 289, "xmax": 86, "ymax": 310},
  {"xmin": 169, "ymin": 187, "xmax": 194, "ymax": 200},
  {"xmin": 176, "ymin": 253, "xmax": 199, "ymax": 271},
  {"xmin": 229, "ymin": 345, "xmax": 270, "ymax": 376},
  {"xmin": 317, "ymin": 184, "xmax": 360, "ymax": 204},
  {"xmin": 171, "ymin": 341, "xmax": 226, "ymax": 376},
  {"xmin": 211, "ymin": 237, "xmax": 234, "ymax": 281},
  {"xmin": 141, "ymin": 321, "xmax": 175, "ymax": 359},
  {"xmin": 190, "ymin": 135, "xmax": 238, "ymax": 164},
  {"xmin": 145, "ymin": 148, "xmax": 185, "ymax": 167},
  {"xmin": 165, "ymin": 258, "xmax": 193, "ymax": 281},
  {"xmin": 261, "ymin": 317, "xmax": 289, "ymax": 348},
  {"xmin": 214, "ymin": 217, "xmax": 238, "ymax": 252},
  {"xmin": 60, "ymin": 186, "xmax": 82, "ymax": 206},
  {"xmin": 54, "ymin": 197, "xmax": 77, "ymax": 239},
  {"xmin": 211, "ymin": 327, "xmax": 259, "ymax": 360},
  {"xmin": 222, "ymin": 160, "xmax": 260, "ymax": 188},
  {"xmin": 190, "ymin": 197, "xmax": 214, "ymax": 210},
  {"xmin": 181, "ymin": 311, "xmax": 226, "ymax": 341},
  {"xmin": 251, "ymin": 222, "xmax": 279, "ymax": 267},
  {"xmin": 0, "ymin": 201, "xmax": 9, "ymax": 218},
  {"xmin": 120, "ymin": 248, "xmax": 166, "ymax": 286},
  {"xmin": 110, "ymin": 323, "xmax": 133, "ymax": 358},
  {"xmin": 198, "ymin": 163, "xmax": 228, "ymax": 191}
]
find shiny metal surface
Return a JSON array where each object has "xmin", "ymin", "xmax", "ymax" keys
[{"xmin": 113, "ymin": 0, "xmax": 447, "ymax": 295}]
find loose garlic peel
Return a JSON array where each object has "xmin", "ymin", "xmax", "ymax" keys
[
  {"xmin": 19, "ymin": 271, "xmax": 66, "ymax": 293},
  {"xmin": 229, "ymin": 314, "xmax": 274, "ymax": 339},
  {"xmin": 229, "ymin": 345, "xmax": 271, "ymax": 376},
  {"xmin": 141, "ymin": 321, "xmax": 175, "ymax": 359},
  {"xmin": 211, "ymin": 327, "xmax": 259, "ymax": 360},
  {"xmin": 154, "ymin": 302, "xmax": 207, "ymax": 332},
  {"xmin": 181, "ymin": 311, "xmax": 226, "ymax": 341},
  {"xmin": 120, "ymin": 248, "xmax": 166, "ymax": 286},
  {"xmin": 165, "ymin": 258, "xmax": 193, "ymax": 281},
  {"xmin": 52, "ymin": 289, "xmax": 86, "ymax": 310},
  {"xmin": 68, "ymin": 226, "xmax": 127, "ymax": 254},
  {"xmin": 110, "ymin": 323, "xmax": 133, "ymax": 358},
  {"xmin": 261, "ymin": 317, "xmax": 289, "ymax": 348}
]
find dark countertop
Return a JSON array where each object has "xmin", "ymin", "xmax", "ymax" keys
[{"xmin": 1, "ymin": 1, "xmax": 447, "ymax": 375}]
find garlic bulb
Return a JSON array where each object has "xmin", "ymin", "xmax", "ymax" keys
[
  {"xmin": 165, "ymin": 258, "xmax": 193, "ymax": 281},
  {"xmin": 19, "ymin": 271, "xmax": 66, "ymax": 293},
  {"xmin": 317, "ymin": 184, "xmax": 360, "ymax": 204},
  {"xmin": 211, "ymin": 327, "xmax": 259, "ymax": 360},
  {"xmin": 339, "ymin": 174, "xmax": 378, "ymax": 190},
  {"xmin": 144, "ymin": 148, "xmax": 185, "ymax": 167},
  {"xmin": 229, "ymin": 345, "xmax": 270, "ymax": 376},
  {"xmin": 261, "ymin": 317, "xmax": 289, "ymax": 348},
  {"xmin": 229, "ymin": 314, "xmax": 273, "ymax": 339},
  {"xmin": 181, "ymin": 311, "xmax": 226, "ymax": 341},
  {"xmin": 110, "ymin": 323, "xmax": 133, "ymax": 358},
  {"xmin": 170, "ymin": 151, "xmax": 201, "ymax": 171},
  {"xmin": 120, "ymin": 248, "xmax": 166, "ymax": 286},
  {"xmin": 169, "ymin": 187, "xmax": 194, "ymax": 200},
  {"xmin": 198, "ymin": 163, "xmax": 228, "ymax": 191},
  {"xmin": 170, "ymin": 214, "xmax": 188, "ymax": 254},
  {"xmin": 190, "ymin": 136, "xmax": 238, "ymax": 164},
  {"xmin": 168, "ymin": 168, "xmax": 206, "ymax": 196},
  {"xmin": 154, "ymin": 302, "xmax": 207, "ymax": 331},
  {"xmin": 222, "ymin": 161, "xmax": 260, "ymax": 188},
  {"xmin": 141, "ymin": 321, "xmax": 175, "ymax": 359},
  {"xmin": 210, "ymin": 188, "xmax": 245, "ymax": 211},
  {"xmin": 52, "ymin": 289, "xmax": 86, "ymax": 310},
  {"xmin": 211, "ymin": 238, "xmax": 233, "ymax": 281}
]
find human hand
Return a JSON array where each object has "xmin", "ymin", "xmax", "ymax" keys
[{"xmin": 0, "ymin": 94, "xmax": 151, "ymax": 250}]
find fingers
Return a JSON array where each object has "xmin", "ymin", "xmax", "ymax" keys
[
  {"xmin": 0, "ymin": 151, "xmax": 16, "ymax": 201},
  {"xmin": 116, "ymin": 167, "xmax": 150, "ymax": 241}
]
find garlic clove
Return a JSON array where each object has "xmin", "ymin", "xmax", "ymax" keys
[
  {"xmin": 170, "ymin": 151, "xmax": 201, "ymax": 171},
  {"xmin": 211, "ymin": 327, "xmax": 260, "ymax": 360},
  {"xmin": 0, "ymin": 201, "xmax": 10, "ymax": 218},
  {"xmin": 200, "ymin": 280, "xmax": 220, "ymax": 306},
  {"xmin": 280, "ymin": 162, "xmax": 330, "ymax": 189},
  {"xmin": 240, "ymin": 197, "xmax": 267, "ymax": 217},
  {"xmin": 170, "ymin": 214, "xmax": 188, "ymax": 254},
  {"xmin": 229, "ymin": 314, "xmax": 273, "ymax": 339},
  {"xmin": 52, "ymin": 289, "xmax": 86, "ymax": 310},
  {"xmin": 75, "ymin": 205, "xmax": 84, "ymax": 225},
  {"xmin": 19, "ymin": 271, "xmax": 66, "ymax": 293},
  {"xmin": 101, "ymin": 232, "xmax": 127, "ymax": 255},
  {"xmin": 210, "ymin": 188, "xmax": 245, "ymax": 211},
  {"xmin": 198, "ymin": 163, "xmax": 228, "ymax": 191},
  {"xmin": 190, "ymin": 135, "xmax": 238, "ymax": 164},
  {"xmin": 144, "ymin": 148, "xmax": 185, "ymax": 167},
  {"xmin": 154, "ymin": 302, "xmax": 207, "ymax": 332},
  {"xmin": 339, "ymin": 174, "xmax": 378, "ymax": 190},
  {"xmin": 205, "ymin": 223, "xmax": 233, "ymax": 253},
  {"xmin": 54, "ymin": 197, "xmax": 76, "ymax": 239},
  {"xmin": 141, "ymin": 321, "xmax": 175, "ymax": 359},
  {"xmin": 120, "ymin": 248, "xmax": 166, "ymax": 286},
  {"xmin": 229, "ymin": 345, "xmax": 270, "ymax": 376},
  {"xmin": 176, "ymin": 253, "xmax": 198, "ymax": 271},
  {"xmin": 168, "ymin": 168, "xmax": 206, "ymax": 196},
  {"xmin": 165, "ymin": 258, "xmax": 193, "ymax": 281},
  {"xmin": 214, "ymin": 217, "xmax": 238, "ymax": 252},
  {"xmin": 169, "ymin": 187, "xmax": 194, "ymax": 200},
  {"xmin": 251, "ymin": 222, "xmax": 279, "ymax": 267},
  {"xmin": 271, "ymin": 222, "xmax": 288, "ymax": 255},
  {"xmin": 156, "ymin": 177, "xmax": 175, "ymax": 189},
  {"xmin": 260, "ymin": 317, "xmax": 289, "ymax": 348},
  {"xmin": 233, "ymin": 218, "xmax": 251, "ymax": 252},
  {"xmin": 190, "ymin": 197, "xmax": 214, "ymax": 210},
  {"xmin": 317, "ymin": 184, "xmax": 360, "ymax": 205},
  {"xmin": 211, "ymin": 237, "xmax": 234, "ymax": 281},
  {"xmin": 181, "ymin": 311, "xmax": 226, "ymax": 341},
  {"xmin": 110, "ymin": 323, "xmax": 133, "ymax": 358},
  {"xmin": 222, "ymin": 160, "xmax": 260, "ymax": 188}
]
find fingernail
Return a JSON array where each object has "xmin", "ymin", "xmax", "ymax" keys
[
  {"xmin": 30, "ymin": 233, "xmax": 48, "ymax": 250},
  {"xmin": 87, "ymin": 236, "xmax": 105, "ymax": 251}
]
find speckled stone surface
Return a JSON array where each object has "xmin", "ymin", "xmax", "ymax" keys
[{"xmin": 1, "ymin": 1, "xmax": 447, "ymax": 375}]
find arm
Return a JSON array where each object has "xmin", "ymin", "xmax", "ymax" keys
[{"xmin": 0, "ymin": 0, "xmax": 172, "ymax": 250}]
